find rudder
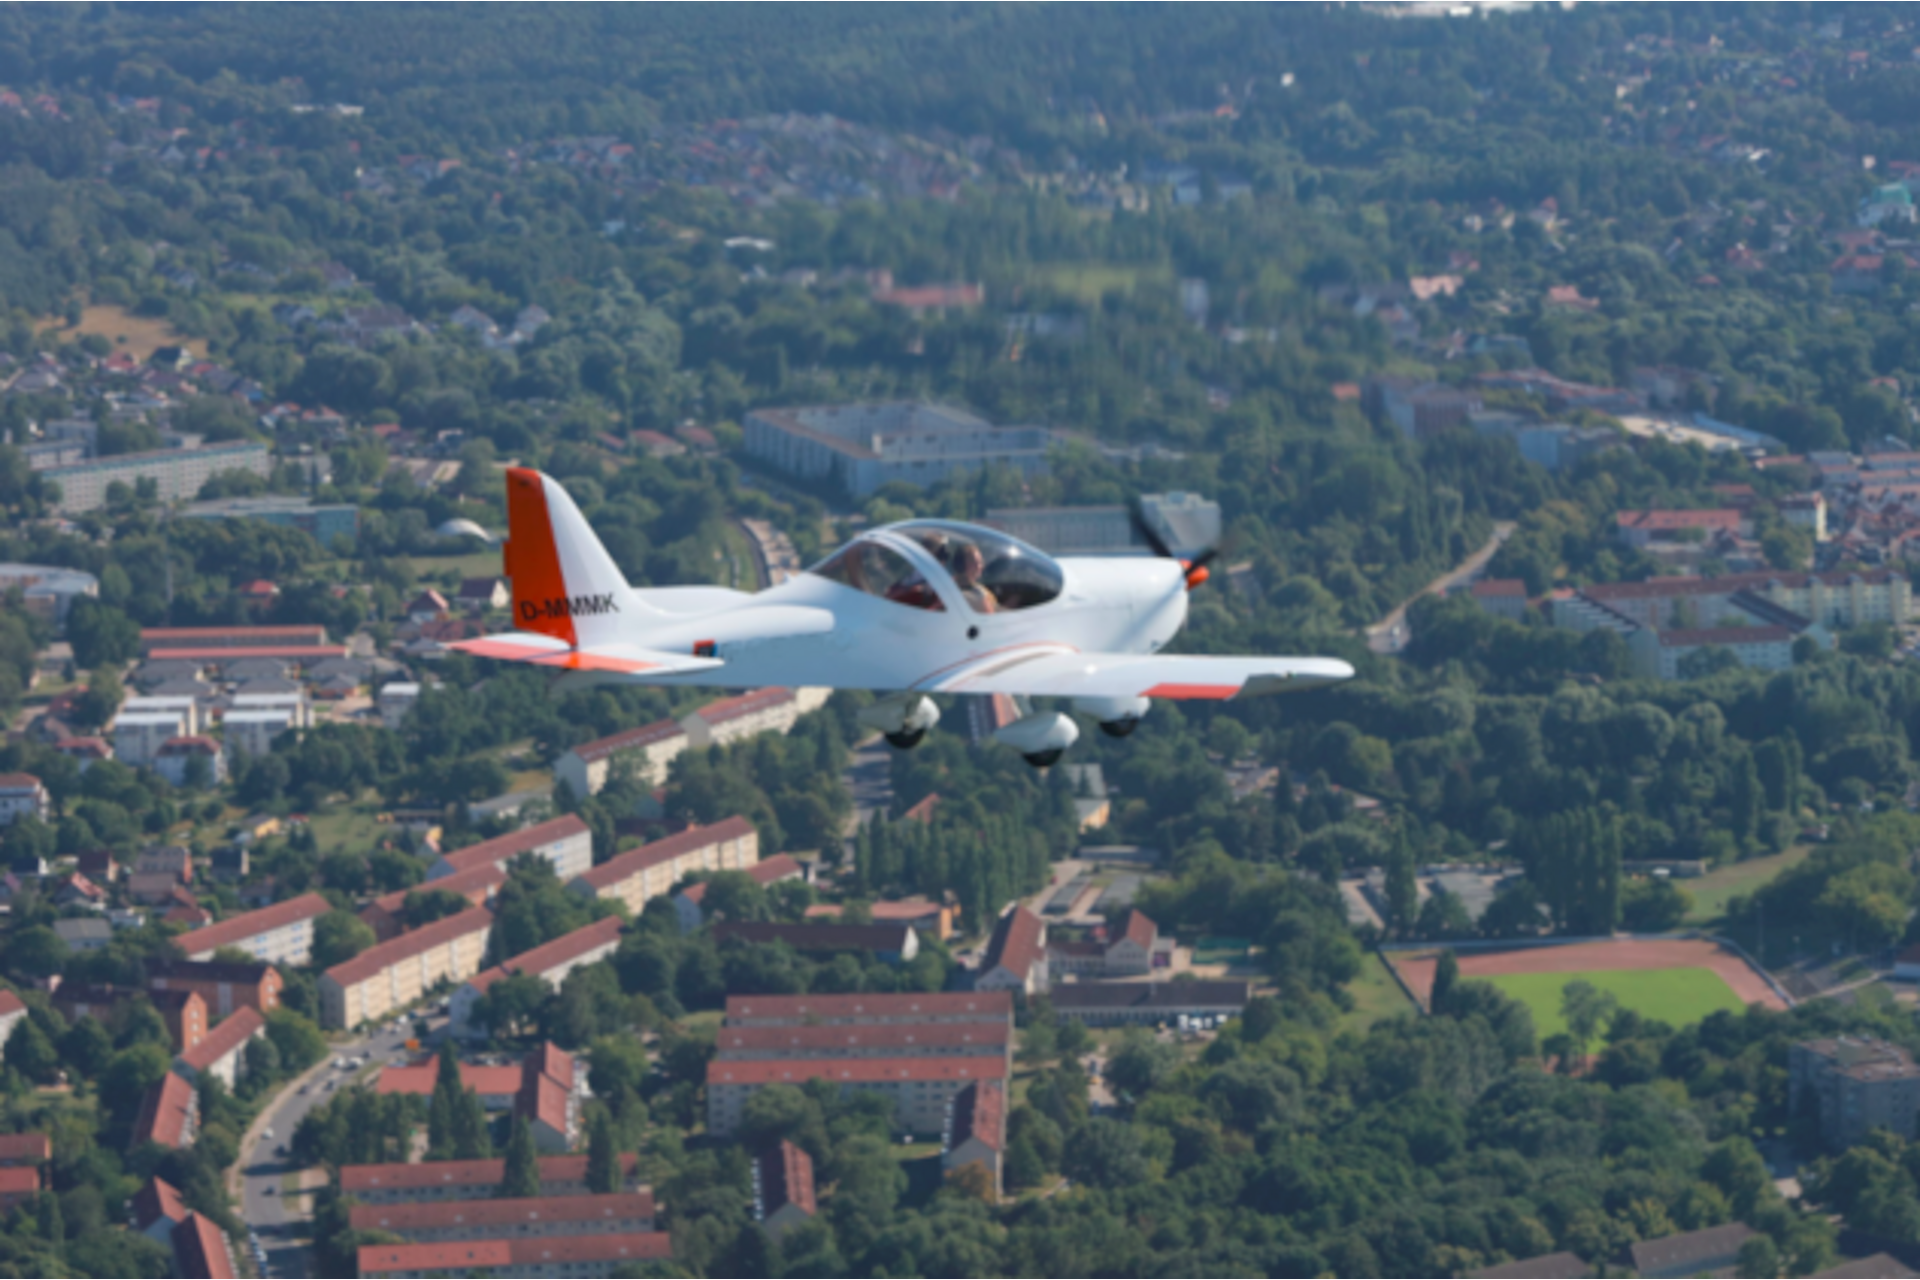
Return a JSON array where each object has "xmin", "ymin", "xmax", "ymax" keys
[{"xmin": 503, "ymin": 467, "xmax": 652, "ymax": 646}]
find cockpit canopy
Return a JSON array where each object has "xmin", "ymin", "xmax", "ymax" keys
[{"xmin": 808, "ymin": 520, "xmax": 1064, "ymax": 614}]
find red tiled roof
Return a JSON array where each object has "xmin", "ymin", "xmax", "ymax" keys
[
  {"xmin": 132, "ymin": 1074, "xmax": 196, "ymax": 1148},
  {"xmin": 948, "ymin": 1079, "xmax": 1006, "ymax": 1153},
  {"xmin": 134, "ymin": 1176, "xmax": 187, "ymax": 1230},
  {"xmin": 1115, "ymin": 908, "xmax": 1157, "ymax": 949},
  {"xmin": 142, "ymin": 625, "xmax": 325, "ymax": 647},
  {"xmin": 707, "ymin": 1055, "xmax": 1008, "ymax": 1087},
  {"xmin": 176, "ymin": 1007, "xmax": 264, "ymax": 1073},
  {"xmin": 173, "ymin": 1210, "xmax": 234, "ymax": 1279},
  {"xmin": 341, "ymin": 1152, "xmax": 638, "ymax": 1195},
  {"xmin": 465, "ymin": 916, "xmax": 623, "ymax": 996},
  {"xmin": 0, "ymin": 774, "xmax": 43, "ymax": 791},
  {"xmin": 1470, "ymin": 578, "xmax": 1527, "ymax": 598},
  {"xmin": 177, "ymin": 892, "xmax": 330, "ymax": 956},
  {"xmin": 717, "ymin": 1021, "xmax": 1009, "ymax": 1057},
  {"xmin": 680, "ymin": 853, "xmax": 801, "ymax": 907},
  {"xmin": 0, "ymin": 991, "xmax": 26, "ymax": 1022},
  {"xmin": 1615, "ymin": 508, "xmax": 1742, "ymax": 531},
  {"xmin": 0, "ymin": 1132, "xmax": 47, "ymax": 1166},
  {"xmin": 687, "ymin": 688, "xmax": 794, "ymax": 726},
  {"xmin": 350, "ymin": 1191, "xmax": 655, "ymax": 1235},
  {"xmin": 982, "ymin": 906, "xmax": 1044, "ymax": 981},
  {"xmin": 147, "ymin": 646, "xmax": 347, "ymax": 661},
  {"xmin": 574, "ymin": 818, "xmax": 756, "ymax": 891},
  {"xmin": 358, "ymin": 1233, "xmax": 671, "ymax": 1276},
  {"xmin": 323, "ymin": 907, "xmax": 491, "ymax": 988},
  {"xmin": 724, "ymin": 991, "xmax": 1012, "ymax": 1023},
  {"xmin": 759, "ymin": 1141, "xmax": 816, "ymax": 1217},
  {"xmin": 521, "ymin": 1067, "xmax": 571, "ymax": 1136},
  {"xmin": 377, "ymin": 1060, "xmax": 521, "ymax": 1097},
  {"xmin": 0, "ymin": 1168, "xmax": 37, "ymax": 1197},
  {"xmin": 902, "ymin": 793, "xmax": 940, "ymax": 823},
  {"xmin": 438, "ymin": 815, "xmax": 589, "ymax": 876},
  {"xmin": 567, "ymin": 720, "xmax": 686, "ymax": 763},
  {"xmin": 712, "ymin": 921, "xmax": 915, "ymax": 953},
  {"xmin": 370, "ymin": 861, "xmax": 504, "ymax": 918},
  {"xmin": 1580, "ymin": 567, "xmax": 1902, "ymax": 602}
]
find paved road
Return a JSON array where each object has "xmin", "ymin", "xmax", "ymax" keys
[
  {"xmin": 1364, "ymin": 520, "xmax": 1517, "ymax": 654},
  {"xmin": 236, "ymin": 1019, "xmax": 434, "ymax": 1278},
  {"xmin": 846, "ymin": 740, "xmax": 894, "ymax": 828}
]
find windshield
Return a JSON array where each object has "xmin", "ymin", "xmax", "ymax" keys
[
  {"xmin": 808, "ymin": 538, "xmax": 945, "ymax": 611},
  {"xmin": 891, "ymin": 520, "xmax": 1064, "ymax": 613}
]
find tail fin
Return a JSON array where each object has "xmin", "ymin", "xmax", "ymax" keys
[{"xmin": 503, "ymin": 467, "xmax": 655, "ymax": 647}]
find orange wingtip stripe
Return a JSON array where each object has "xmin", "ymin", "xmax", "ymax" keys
[
  {"xmin": 448, "ymin": 639, "xmax": 563, "ymax": 661},
  {"xmin": 529, "ymin": 651, "xmax": 660, "ymax": 673},
  {"xmin": 1142, "ymin": 682, "xmax": 1239, "ymax": 700}
]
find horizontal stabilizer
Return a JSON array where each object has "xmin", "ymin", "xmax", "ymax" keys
[{"xmin": 446, "ymin": 632, "xmax": 725, "ymax": 676}]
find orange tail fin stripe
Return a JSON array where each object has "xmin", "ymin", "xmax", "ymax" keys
[{"xmin": 506, "ymin": 468, "xmax": 577, "ymax": 647}]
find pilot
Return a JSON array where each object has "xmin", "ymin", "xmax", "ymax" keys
[{"xmin": 951, "ymin": 542, "xmax": 998, "ymax": 613}]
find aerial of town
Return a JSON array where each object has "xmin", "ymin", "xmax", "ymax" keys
[{"xmin": 22, "ymin": 4, "xmax": 1920, "ymax": 1278}]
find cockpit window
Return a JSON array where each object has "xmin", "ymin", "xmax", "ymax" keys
[
  {"xmin": 893, "ymin": 521, "xmax": 1064, "ymax": 614},
  {"xmin": 808, "ymin": 538, "xmax": 945, "ymax": 611}
]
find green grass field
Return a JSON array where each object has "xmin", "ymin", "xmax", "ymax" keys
[
  {"xmin": 1345, "ymin": 952, "xmax": 1416, "ymax": 1031},
  {"xmin": 1683, "ymin": 845, "xmax": 1812, "ymax": 923},
  {"xmin": 1483, "ymin": 967, "xmax": 1745, "ymax": 1039}
]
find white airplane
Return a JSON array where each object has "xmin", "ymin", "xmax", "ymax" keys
[{"xmin": 449, "ymin": 468, "xmax": 1355, "ymax": 766}]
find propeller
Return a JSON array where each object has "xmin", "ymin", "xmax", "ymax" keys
[{"xmin": 1131, "ymin": 499, "xmax": 1223, "ymax": 590}]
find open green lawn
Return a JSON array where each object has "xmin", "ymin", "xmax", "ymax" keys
[
  {"xmin": 1345, "ymin": 952, "xmax": 1415, "ymax": 1030},
  {"xmin": 400, "ymin": 549, "xmax": 504, "ymax": 583},
  {"xmin": 1029, "ymin": 262, "xmax": 1171, "ymax": 303},
  {"xmin": 1483, "ymin": 967, "xmax": 1745, "ymax": 1039},
  {"xmin": 1684, "ymin": 845, "xmax": 1812, "ymax": 923}
]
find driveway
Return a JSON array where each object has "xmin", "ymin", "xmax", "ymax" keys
[
  {"xmin": 236, "ymin": 1017, "xmax": 441, "ymax": 1277},
  {"xmin": 1365, "ymin": 521, "xmax": 1517, "ymax": 654}
]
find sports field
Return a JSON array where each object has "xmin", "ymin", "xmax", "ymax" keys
[{"xmin": 1480, "ymin": 966, "xmax": 1746, "ymax": 1039}]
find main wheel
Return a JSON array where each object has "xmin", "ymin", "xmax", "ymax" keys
[
  {"xmin": 1022, "ymin": 749, "xmax": 1063, "ymax": 768},
  {"xmin": 885, "ymin": 729, "xmax": 926, "ymax": 750},
  {"xmin": 1099, "ymin": 718, "xmax": 1140, "ymax": 738}
]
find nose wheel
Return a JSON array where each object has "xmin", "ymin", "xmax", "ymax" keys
[
  {"xmin": 885, "ymin": 729, "xmax": 926, "ymax": 750},
  {"xmin": 1023, "ymin": 750, "xmax": 1063, "ymax": 768}
]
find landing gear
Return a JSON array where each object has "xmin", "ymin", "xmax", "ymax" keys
[
  {"xmin": 1023, "ymin": 749, "xmax": 1064, "ymax": 768},
  {"xmin": 1098, "ymin": 718, "xmax": 1141, "ymax": 738},
  {"xmin": 860, "ymin": 693, "xmax": 940, "ymax": 749},
  {"xmin": 885, "ymin": 729, "xmax": 926, "ymax": 750}
]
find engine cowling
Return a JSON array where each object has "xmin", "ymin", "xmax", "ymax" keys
[
  {"xmin": 859, "ymin": 693, "xmax": 941, "ymax": 748},
  {"xmin": 993, "ymin": 711, "xmax": 1080, "ymax": 767}
]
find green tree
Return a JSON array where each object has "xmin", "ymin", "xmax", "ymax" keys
[
  {"xmin": 1430, "ymin": 950, "xmax": 1460, "ymax": 1014},
  {"xmin": 312, "ymin": 911, "xmax": 376, "ymax": 970},
  {"xmin": 1561, "ymin": 980, "xmax": 1618, "ymax": 1064},
  {"xmin": 586, "ymin": 1109, "xmax": 619, "ymax": 1194},
  {"xmin": 500, "ymin": 1116, "xmax": 540, "ymax": 1199}
]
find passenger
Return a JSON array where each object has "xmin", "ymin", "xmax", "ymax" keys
[{"xmin": 952, "ymin": 542, "xmax": 998, "ymax": 613}]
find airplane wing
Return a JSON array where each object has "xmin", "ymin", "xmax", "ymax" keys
[
  {"xmin": 916, "ymin": 646, "xmax": 1354, "ymax": 700},
  {"xmin": 445, "ymin": 632, "xmax": 725, "ymax": 676}
]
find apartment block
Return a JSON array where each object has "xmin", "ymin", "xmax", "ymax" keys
[
  {"xmin": 942, "ymin": 1080, "xmax": 1006, "ymax": 1198},
  {"xmin": 428, "ymin": 814, "xmax": 593, "ymax": 883},
  {"xmin": 178, "ymin": 892, "xmax": 331, "ymax": 965},
  {"xmin": 715, "ymin": 1020, "xmax": 1010, "ymax": 1062},
  {"xmin": 147, "ymin": 959, "xmax": 282, "ymax": 1020},
  {"xmin": 681, "ymin": 687, "xmax": 827, "ymax": 750},
  {"xmin": 1791, "ymin": 1037, "xmax": 1920, "ymax": 1151},
  {"xmin": 707, "ymin": 1056, "xmax": 1007, "ymax": 1138},
  {"xmin": 357, "ymin": 1232, "xmax": 673, "ymax": 1279},
  {"xmin": 319, "ymin": 907, "xmax": 493, "ymax": 1030},
  {"xmin": 554, "ymin": 721, "xmax": 687, "ymax": 798},
  {"xmin": 723, "ymin": 991, "xmax": 1014, "ymax": 1028},
  {"xmin": 42, "ymin": 441, "xmax": 271, "ymax": 513},
  {"xmin": 341, "ymin": 1153, "xmax": 641, "ymax": 1205},
  {"xmin": 744, "ymin": 402, "xmax": 1050, "ymax": 497},
  {"xmin": 568, "ymin": 817, "xmax": 759, "ymax": 916},
  {"xmin": 350, "ymin": 1192, "xmax": 655, "ymax": 1244},
  {"xmin": 450, "ymin": 917, "xmax": 624, "ymax": 1038},
  {"xmin": 172, "ymin": 1007, "xmax": 265, "ymax": 1090}
]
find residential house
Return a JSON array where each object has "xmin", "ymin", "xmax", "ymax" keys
[
  {"xmin": 177, "ymin": 892, "xmax": 331, "ymax": 965},
  {"xmin": 171, "ymin": 1211, "xmax": 236, "ymax": 1280},
  {"xmin": 942, "ymin": 1080, "xmax": 1006, "ymax": 1198},
  {"xmin": 133, "ymin": 1176, "xmax": 191, "ymax": 1246},
  {"xmin": 172, "ymin": 1007, "xmax": 266, "ymax": 1089},
  {"xmin": 568, "ymin": 817, "xmax": 759, "ymax": 916},
  {"xmin": 672, "ymin": 854, "xmax": 804, "ymax": 931},
  {"xmin": 1628, "ymin": 1223, "xmax": 1757, "ymax": 1278},
  {"xmin": 341, "ymin": 1152, "xmax": 641, "ymax": 1205},
  {"xmin": 375, "ymin": 1043, "xmax": 585, "ymax": 1151},
  {"xmin": 146, "ymin": 958, "xmax": 282, "ymax": 1019},
  {"xmin": 454, "ymin": 578, "xmax": 508, "ymax": 613},
  {"xmin": 712, "ymin": 920, "xmax": 920, "ymax": 963},
  {"xmin": 130, "ymin": 1073, "xmax": 199, "ymax": 1150},
  {"xmin": 975, "ymin": 906, "xmax": 1047, "ymax": 994},
  {"xmin": 449, "ymin": 917, "xmax": 625, "ymax": 1038},
  {"xmin": 55, "ymin": 983, "xmax": 206, "ymax": 1050},
  {"xmin": 0, "ymin": 992, "xmax": 25, "ymax": 1049},
  {"xmin": 0, "ymin": 775, "xmax": 49, "ymax": 827},
  {"xmin": 554, "ymin": 721, "xmax": 688, "ymax": 798},
  {"xmin": 51, "ymin": 917, "xmax": 111, "ymax": 952},
  {"xmin": 753, "ymin": 1142, "xmax": 816, "ymax": 1241}
]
